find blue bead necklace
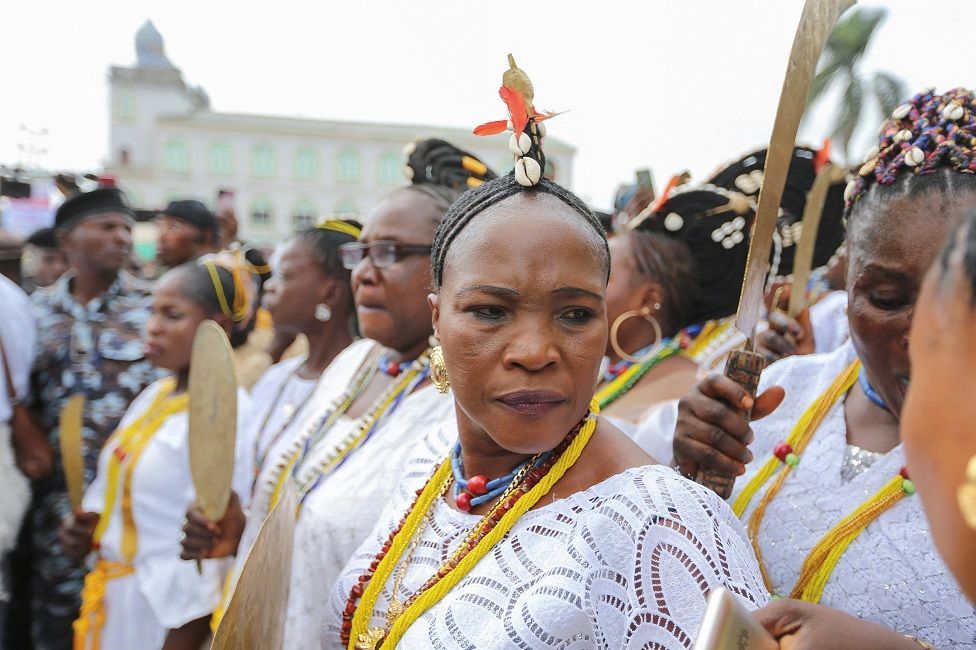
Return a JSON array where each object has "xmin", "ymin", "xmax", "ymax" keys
[
  {"xmin": 450, "ymin": 441, "xmax": 551, "ymax": 512},
  {"xmin": 858, "ymin": 370, "xmax": 888, "ymax": 410}
]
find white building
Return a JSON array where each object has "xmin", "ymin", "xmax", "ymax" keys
[{"xmin": 105, "ymin": 21, "xmax": 576, "ymax": 246}]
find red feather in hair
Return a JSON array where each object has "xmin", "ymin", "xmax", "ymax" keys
[
  {"xmin": 473, "ymin": 120, "xmax": 509, "ymax": 136},
  {"xmin": 499, "ymin": 85, "xmax": 529, "ymax": 135}
]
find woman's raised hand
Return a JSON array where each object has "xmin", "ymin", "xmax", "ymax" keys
[{"xmin": 673, "ymin": 373, "xmax": 785, "ymax": 483}]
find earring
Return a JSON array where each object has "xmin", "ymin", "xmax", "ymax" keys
[
  {"xmin": 961, "ymin": 455, "xmax": 976, "ymax": 529},
  {"xmin": 314, "ymin": 303, "xmax": 332, "ymax": 322},
  {"xmin": 609, "ymin": 306, "xmax": 663, "ymax": 363},
  {"xmin": 429, "ymin": 345, "xmax": 450, "ymax": 394}
]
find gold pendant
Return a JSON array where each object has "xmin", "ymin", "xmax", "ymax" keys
[
  {"xmin": 385, "ymin": 599, "xmax": 405, "ymax": 627},
  {"xmin": 355, "ymin": 627, "xmax": 386, "ymax": 649}
]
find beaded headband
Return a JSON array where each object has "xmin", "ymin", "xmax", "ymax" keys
[
  {"xmin": 473, "ymin": 54, "xmax": 560, "ymax": 187},
  {"xmin": 847, "ymin": 87, "xmax": 976, "ymax": 206}
]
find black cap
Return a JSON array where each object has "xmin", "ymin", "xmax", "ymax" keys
[
  {"xmin": 26, "ymin": 227, "xmax": 58, "ymax": 249},
  {"xmin": 158, "ymin": 199, "xmax": 217, "ymax": 233},
  {"xmin": 55, "ymin": 188, "xmax": 134, "ymax": 232}
]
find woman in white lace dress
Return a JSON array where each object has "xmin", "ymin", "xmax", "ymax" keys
[
  {"xmin": 328, "ymin": 66, "xmax": 768, "ymax": 649},
  {"xmin": 673, "ymin": 88, "xmax": 976, "ymax": 648}
]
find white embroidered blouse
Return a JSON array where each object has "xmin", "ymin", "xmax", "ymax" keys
[{"xmin": 326, "ymin": 422, "xmax": 769, "ymax": 649}]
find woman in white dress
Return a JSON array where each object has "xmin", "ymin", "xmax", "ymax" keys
[
  {"xmin": 674, "ymin": 88, "xmax": 976, "ymax": 648},
  {"xmin": 58, "ymin": 256, "xmax": 255, "ymax": 650},
  {"xmin": 182, "ymin": 219, "xmax": 362, "ymax": 627},
  {"xmin": 180, "ymin": 140, "xmax": 498, "ymax": 648},
  {"xmin": 328, "ymin": 61, "xmax": 767, "ymax": 649}
]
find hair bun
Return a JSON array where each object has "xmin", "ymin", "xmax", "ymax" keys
[{"xmin": 403, "ymin": 139, "xmax": 496, "ymax": 191}]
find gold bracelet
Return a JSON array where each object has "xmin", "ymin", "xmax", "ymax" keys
[{"xmin": 905, "ymin": 635, "xmax": 937, "ymax": 649}]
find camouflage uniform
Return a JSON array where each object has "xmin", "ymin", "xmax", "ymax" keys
[{"xmin": 27, "ymin": 271, "xmax": 164, "ymax": 650}]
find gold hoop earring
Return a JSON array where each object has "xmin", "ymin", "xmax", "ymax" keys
[
  {"xmin": 609, "ymin": 306, "xmax": 663, "ymax": 363},
  {"xmin": 960, "ymin": 455, "xmax": 976, "ymax": 529},
  {"xmin": 429, "ymin": 345, "xmax": 450, "ymax": 394}
]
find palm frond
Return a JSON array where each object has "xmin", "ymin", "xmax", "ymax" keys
[
  {"xmin": 872, "ymin": 70, "xmax": 909, "ymax": 117},
  {"xmin": 832, "ymin": 75, "xmax": 864, "ymax": 163}
]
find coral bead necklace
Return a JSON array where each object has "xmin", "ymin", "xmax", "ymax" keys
[{"xmin": 341, "ymin": 401, "xmax": 600, "ymax": 649}]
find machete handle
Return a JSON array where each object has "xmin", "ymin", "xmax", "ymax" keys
[{"xmin": 695, "ymin": 348, "xmax": 766, "ymax": 499}]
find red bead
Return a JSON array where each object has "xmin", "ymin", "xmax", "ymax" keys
[
  {"xmin": 456, "ymin": 492, "xmax": 472, "ymax": 512},
  {"xmin": 900, "ymin": 466, "xmax": 910, "ymax": 480},
  {"xmin": 773, "ymin": 443, "xmax": 793, "ymax": 462},
  {"xmin": 344, "ymin": 602, "xmax": 356, "ymax": 615},
  {"xmin": 467, "ymin": 475, "xmax": 488, "ymax": 496}
]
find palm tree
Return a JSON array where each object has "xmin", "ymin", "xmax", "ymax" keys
[{"xmin": 805, "ymin": 7, "xmax": 906, "ymax": 163}]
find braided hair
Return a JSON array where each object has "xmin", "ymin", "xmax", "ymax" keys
[
  {"xmin": 847, "ymin": 88, "xmax": 976, "ymax": 238},
  {"xmin": 399, "ymin": 139, "xmax": 497, "ymax": 215},
  {"xmin": 708, "ymin": 145, "xmax": 847, "ymax": 280},
  {"xmin": 431, "ymin": 174, "xmax": 608, "ymax": 289},
  {"xmin": 938, "ymin": 209, "xmax": 976, "ymax": 307},
  {"xmin": 632, "ymin": 185, "xmax": 756, "ymax": 326}
]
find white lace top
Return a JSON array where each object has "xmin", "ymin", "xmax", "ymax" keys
[
  {"xmin": 285, "ymin": 384, "xmax": 456, "ymax": 648},
  {"xmin": 735, "ymin": 342, "xmax": 976, "ymax": 648},
  {"xmin": 326, "ymin": 423, "xmax": 769, "ymax": 649}
]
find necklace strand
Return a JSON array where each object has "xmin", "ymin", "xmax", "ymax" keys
[
  {"xmin": 732, "ymin": 360, "xmax": 915, "ymax": 601},
  {"xmin": 342, "ymin": 401, "xmax": 600, "ymax": 649}
]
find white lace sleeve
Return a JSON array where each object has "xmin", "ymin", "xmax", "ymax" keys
[{"xmin": 580, "ymin": 468, "xmax": 769, "ymax": 647}]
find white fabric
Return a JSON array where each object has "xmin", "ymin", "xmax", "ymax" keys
[
  {"xmin": 809, "ymin": 290, "xmax": 849, "ymax": 354},
  {"xmin": 0, "ymin": 276, "xmax": 32, "ymax": 598},
  {"xmin": 228, "ymin": 339, "xmax": 377, "ymax": 602},
  {"xmin": 326, "ymin": 422, "xmax": 770, "ymax": 649},
  {"xmin": 0, "ymin": 274, "xmax": 35, "ymax": 422},
  {"xmin": 81, "ymin": 378, "xmax": 253, "ymax": 648},
  {"xmin": 733, "ymin": 342, "xmax": 976, "ymax": 648},
  {"xmin": 285, "ymin": 385, "xmax": 456, "ymax": 648},
  {"xmin": 630, "ymin": 399, "xmax": 680, "ymax": 466},
  {"xmin": 237, "ymin": 355, "xmax": 317, "ymax": 511}
]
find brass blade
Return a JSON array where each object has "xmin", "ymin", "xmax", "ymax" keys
[
  {"xmin": 59, "ymin": 394, "xmax": 86, "ymax": 510},
  {"xmin": 788, "ymin": 163, "xmax": 846, "ymax": 316},
  {"xmin": 733, "ymin": 0, "xmax": 856, "ymax": 340},
  {"xmin": 211, "ymin": 483, "xmax": 297, "ymax": 649},
  {"xmin": 188, "ymin": 320, "xmax": 238, "ymax": 522}
]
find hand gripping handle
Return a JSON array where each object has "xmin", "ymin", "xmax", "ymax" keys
[{"xmin": 694, "ymin": 349, "xmax": 765, "ymax": 499}]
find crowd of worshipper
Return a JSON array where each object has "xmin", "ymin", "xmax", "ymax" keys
[{"xmin": 1, "ymin": 49, "xmax": 976, "ymax": 650}]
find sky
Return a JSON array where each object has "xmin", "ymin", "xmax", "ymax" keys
[{"xmin": 2, "ymin": 0, "xmax": 975, "ymax": 211}]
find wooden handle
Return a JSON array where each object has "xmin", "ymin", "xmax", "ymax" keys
[{"xmin": 695, "ymin": 349, "xmax": 765, "ymax": 499}]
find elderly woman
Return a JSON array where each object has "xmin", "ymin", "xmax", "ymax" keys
[
  {"xmin": 327, "ymin": 59, "xmax": 767, "ymax": 649},
  {"xmin": 674, "ymin": 88, "xmax": 976, "ymax": 648}
]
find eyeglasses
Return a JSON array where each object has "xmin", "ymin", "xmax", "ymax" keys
[{"xmin": 339, "ymin": 241, "xmax": 433, "ymax": 270}]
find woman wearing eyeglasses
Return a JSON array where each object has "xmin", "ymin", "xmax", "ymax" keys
[{"xmin": 180, "ymin": 139, "xmax": 496, "ymax": 648}]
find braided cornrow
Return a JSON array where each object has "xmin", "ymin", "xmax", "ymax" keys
[
  {"xmin": 848, "ymin": 87, "xmax": 976, "ymax": 220},
  {"xmin": 431, "ymin": 174, "xmax": 608, "ymax": 288},
  {"xmin": 400, "ymin": 139, "xmax": 497, "ymax": 214}
]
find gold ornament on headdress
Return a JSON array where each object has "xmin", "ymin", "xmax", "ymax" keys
[{"xmin": 473, "ymin": 53, "xmax": 561, "ymax": 187}]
